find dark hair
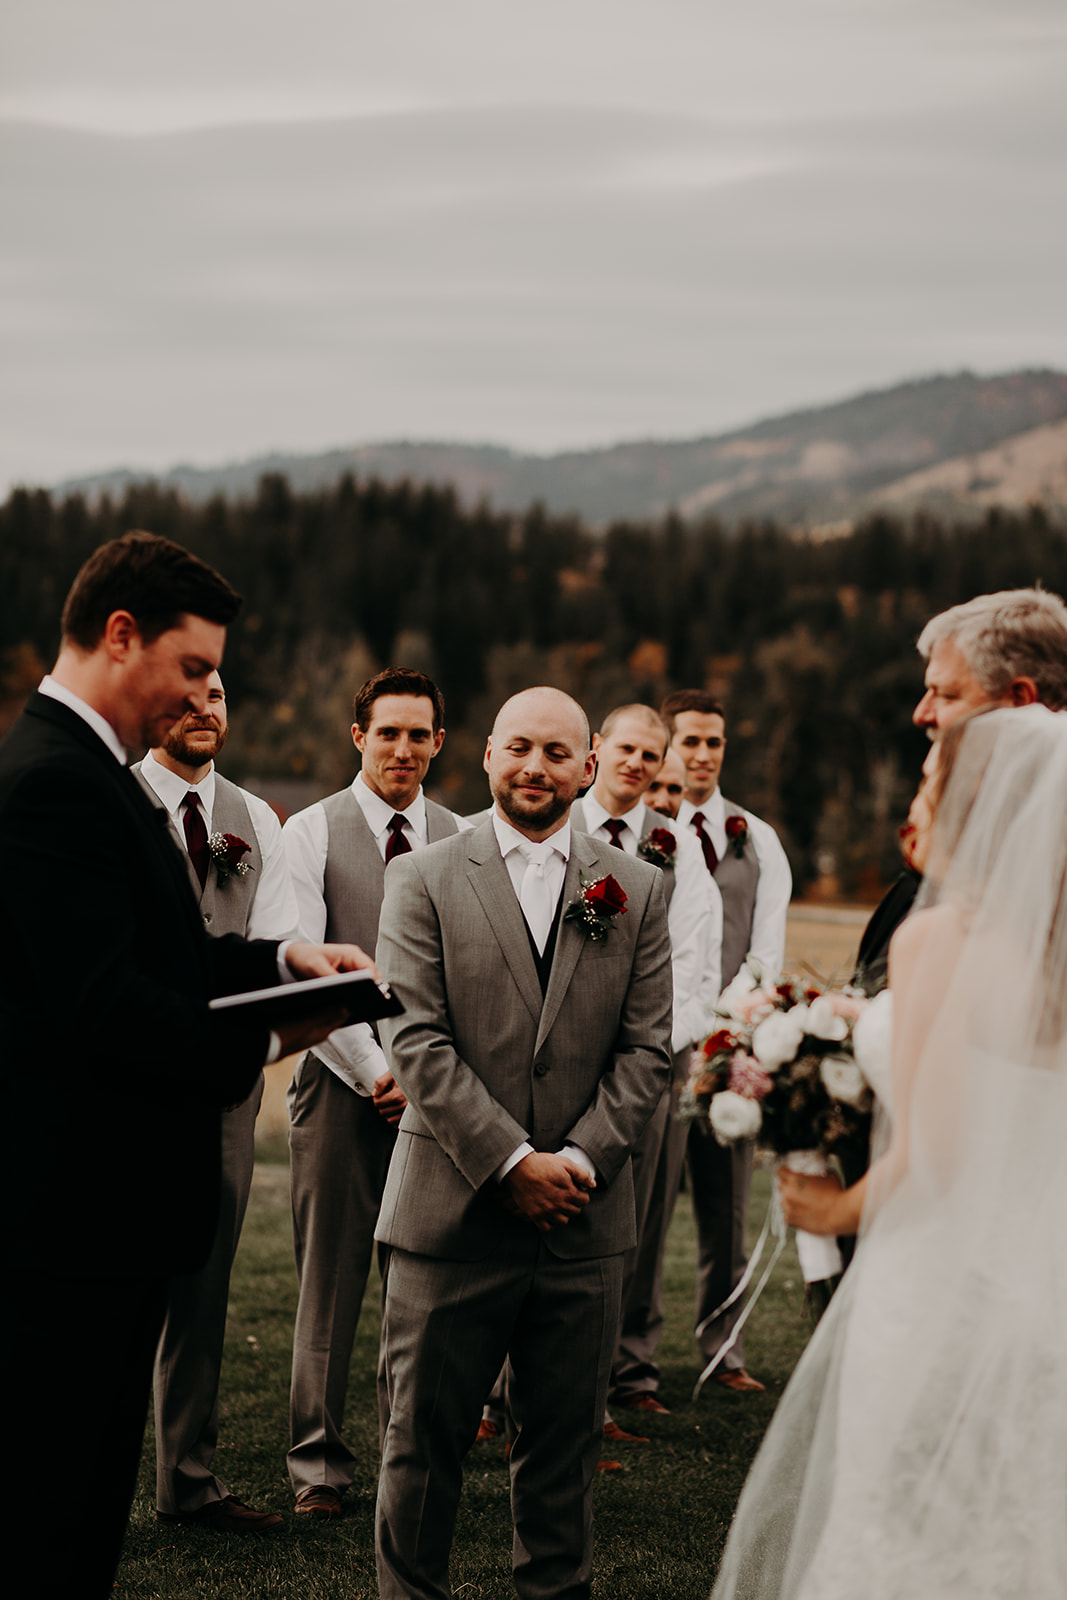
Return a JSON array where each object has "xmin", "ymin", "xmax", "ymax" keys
[
  {"xmin": 659, "ymin": 689, "xmax": 726, "ymax": 735},
  {"xmin": 60, "ymin": 531, "xmax": 241, "ymax": 650},
  {"xmin": 353, "ymin": 667, "xmax": 446, "ymax": 733}
]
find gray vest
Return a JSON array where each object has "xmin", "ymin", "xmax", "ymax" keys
[
  {"xmin": 320, "ymin": 788, "xmax": 459, "ymax": 950},
  {"xmin": 570, "ymin": 798, "xmax": 676, "ymax": 911},
  {"xmin": 713, "ymin": 798, "xmax": 761, "ymax": 987},
  {"xmin": 131, "ymin": 765, "xmax": 263, "ymax": 937}
]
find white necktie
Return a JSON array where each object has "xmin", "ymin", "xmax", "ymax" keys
[{"xmin": 518, "ymin": 843, "xmax": 554, "ymax": 954}]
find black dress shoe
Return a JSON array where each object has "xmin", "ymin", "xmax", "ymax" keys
[{"xmin": 157, "ymin": 1495, "xmax": 283, "ymax": 1534}]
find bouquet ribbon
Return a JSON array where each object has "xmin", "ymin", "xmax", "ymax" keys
[{"xmin": 692, "ymin": 1150, "xmax": 844, "ymax": 1398}]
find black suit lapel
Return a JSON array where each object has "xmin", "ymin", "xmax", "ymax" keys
[{"xmin": 27, "ymin": 694, "xmax": 206, "ymax": 944}]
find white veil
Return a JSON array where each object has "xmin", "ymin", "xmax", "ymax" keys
[{"xmin": 711, "ymin": 705, "xmax": 1067, "ymax": 1600}]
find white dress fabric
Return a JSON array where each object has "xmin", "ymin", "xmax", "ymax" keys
[{"xmin": 711, "ymin": 705, "xmax": 1067, "ymax": 1600}]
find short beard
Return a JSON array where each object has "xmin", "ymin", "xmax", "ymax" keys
[
  {"xmin": 492, "ymin": 780, "xmax": 574, "ymax": 834},
  {"xmin": 163, "ymin": 722, "xmax": 227, "ymax": 765}
]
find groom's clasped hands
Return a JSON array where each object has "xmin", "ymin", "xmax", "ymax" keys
[{"xmin": 503, "ymin": 1150, "xmax": 596, "ymax": 1230}]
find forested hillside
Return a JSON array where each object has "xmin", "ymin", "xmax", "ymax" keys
[{"xmin": 4, "ymin": 475, "xmax": 1064, "ymax": 898}]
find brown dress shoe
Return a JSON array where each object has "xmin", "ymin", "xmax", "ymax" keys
[
  {"xmin": 294, "ymin": 1485, "xmax": 344, "ymax": 1520},
  {"xmin": 157, "ymin": 1495, "xmax": 283, "ymax": 1534},
  {"xmin": 595, "ymin": 1457, "xmax": 624, "ymax": 1473},
  {"xmin": 711, "ymin": 1368, "xmax": 766, "ymax": 1394},
  {"xmin": 615, "ymin": 1390, "xmax": 671, "ymax": 1415},
  {"xmin": 603, "ymin": 1418, "xmax": 649, "ymax": 1445},
  {"xmin": 475, "ymin": 1416, "xmax": 501, "ymax": 1443}
]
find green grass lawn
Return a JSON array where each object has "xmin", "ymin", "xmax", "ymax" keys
[{"xmin": 116, "ymin": 1146, "xmax": 812, "ymax": 1599}]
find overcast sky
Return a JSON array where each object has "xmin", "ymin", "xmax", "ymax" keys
[{"xmin": 2, "ymin": 0, "xmax": 1065, "ymax": 490}]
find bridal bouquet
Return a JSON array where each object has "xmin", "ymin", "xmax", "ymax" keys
[
  {"xmin": 680, "ymin": 962, "xmax": 873, "ymax": 1169},
  {"xmin": 682, "ymin": 963, "xmax": 874, "ymax": 1291}
]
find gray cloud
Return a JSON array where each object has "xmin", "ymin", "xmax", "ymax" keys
[{"xmin": 1, "ymin": 1, "xmax": 1064, "ymax": 488}]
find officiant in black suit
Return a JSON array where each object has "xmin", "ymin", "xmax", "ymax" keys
[{"xmin": 0, "ymin": 532, "xmax": 372, "ymax": 1599}]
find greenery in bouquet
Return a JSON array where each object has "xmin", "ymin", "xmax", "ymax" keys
[{"xmin": 680, "ymin": 961, "xmax": 873, "ymax": 1173}]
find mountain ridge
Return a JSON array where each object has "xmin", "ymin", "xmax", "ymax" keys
[{"xmin": 50, "ymin": 368, "xmax": 1067, "ymax": 527}]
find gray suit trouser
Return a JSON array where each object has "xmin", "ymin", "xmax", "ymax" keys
[
  {"xmin": 153, "ymin": 1076, "xmax": 262, "ymax": 1514},
  {"xmin": 287, "ymin": 1053, "xmax": 395, "ymax": 1494},
  {"xmin": 610, "ymin": 1053, "xmax": 689, "ymax": 1399},
  {"xmin": 687, "ymin": 1124, "xmax": 754, "ymax": 1371},
  {"xmin": 376, "ymin": 1237, "xmax": 623, "ymax": 1600}
]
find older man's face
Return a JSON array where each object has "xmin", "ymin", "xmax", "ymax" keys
[{"xmin": 913, "ymin": 639, "xmax": 997, "ymax": 736}]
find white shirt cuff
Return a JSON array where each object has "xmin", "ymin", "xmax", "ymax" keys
[
  {"xmin": 496, "ymin": 1141, "xmax": 534, "ymax": 1182},
  {"xmin": 558, "ymin": 1144, "xmax": 597, "ymax": 1186}
]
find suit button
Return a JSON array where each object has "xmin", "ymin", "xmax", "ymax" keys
[{"xmin": 533, "ymin": 1061, "xmax": 548, "ymax": 1077}]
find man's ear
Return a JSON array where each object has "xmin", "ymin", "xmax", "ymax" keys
[
  {"xmin": 103, "ymin": 610, "xmax": 139, "ymax": 662},
  {"xmin": 352, "ymin": 722, "xmax": 364, "ymax": 752},
  {"xmin": 1008, "ymin": 676, "xmax": 1040, "ymax": 707},
  {"xmin": 591, "ymin": 732, "xmax": 603, "ymax": 755},
  {"xmin": 432, "ymin": 727, "xmax": 445, "ymax": 758},
  {"xmin": 482, "ymin": 737, "xmax": 493, "ymax": 775}
]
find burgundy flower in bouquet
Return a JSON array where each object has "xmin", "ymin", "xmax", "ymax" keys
[
  {"xmin": 637, "ymin": 828, "xmax": 677, "ymax": 868},
  {"xmin": 208, "ymin": 831, "xmax": 253, "ymax": 884},
  {"xmin": 564, "ymin": 872, "xmax": 627, "ymax": 941}
]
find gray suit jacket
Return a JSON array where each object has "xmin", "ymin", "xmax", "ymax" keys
[{"xmin": 375, "ymin": 819, "xmax": 673, "ymax": 1262}]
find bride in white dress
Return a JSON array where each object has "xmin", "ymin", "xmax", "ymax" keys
[{"xmin": 711, "ymin": 704, "xmax": 1067, "ymax": 1600}]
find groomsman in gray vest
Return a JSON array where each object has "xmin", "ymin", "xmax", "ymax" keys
[
  {"xmin": 572, "ymin": 705, "xmax": 720, "ymax": 1422},
  {"xmin": 282, "ymin": 667, "xmax": 461, "ymax": 1519},
  {"xmin": 661, "ymin": 690, "xmax": 792, "ymax": 1393},
  {"xmin": 135, "ymin": 671, "xmax": 300, "ymax": 1532}
]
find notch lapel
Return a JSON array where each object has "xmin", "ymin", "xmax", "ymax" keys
[
  {"xmin": 464, "ymin": 822, "xmax": 544, "ymax": 1026},
  {"xmin": 534, "ymin": 832, "xmax": 602, "ymax": 1054}
]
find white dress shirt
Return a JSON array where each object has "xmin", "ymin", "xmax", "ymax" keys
[
  {"xmin": 282, "ymin": 772, "xmax": 457, "ymax": 1096},
  {"xmin": 580, "ymin": 795, "xmax": 721, "ymax": 1051},
  {"xmin": 677, "ymin": 790, "xmax": 792, "ymax": 981},
  {"xmin": 137, "ymin": 750, "xmax": 300, "ymax": 944},
  {"xmin": 488, "ymin": 810, "xmax": 598, "ymax": 1186},
  {"xmin": 493, "ymin": 810, "xmax": 570, "ymax": 928}
]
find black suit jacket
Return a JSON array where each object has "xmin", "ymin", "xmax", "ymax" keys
[{"xmin": 0, "ymin": 692, "xmax": 281, "ymax": 1279}]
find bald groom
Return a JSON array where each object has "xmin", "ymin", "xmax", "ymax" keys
[{"xmin": 374, "ymin": 687, "xmax": 673, "ymax": 1600}]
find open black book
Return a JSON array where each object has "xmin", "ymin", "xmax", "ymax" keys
[{"xmin": 209, "ymin": 968, "xmax": 403, "ymax": 1030}]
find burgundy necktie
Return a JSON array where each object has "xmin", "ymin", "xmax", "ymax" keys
[
  {"xmin": 604, "ymin": 819, "xmax": 627, "ymax": 851},
  {"xmin": 385, "ymin": 813, "xmax": 412, "ymax": 862},
  {"xmin": 691, "ymin": 810, "xmax": 719, "ymax": 874},
  {"xmin": 182, "ymin": 791, "xmax": 209, "ymax": 890}
]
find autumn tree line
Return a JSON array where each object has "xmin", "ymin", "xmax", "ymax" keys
[{"xmin": 3, "ymin": 474, "xmax": 1065, "ymax": 897}]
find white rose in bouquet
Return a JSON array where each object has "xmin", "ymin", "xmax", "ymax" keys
[
  {"xmin": 708, "ymin": 1089, "xmax": 763, "ymax": 1146},
  {"xmin": 717, "ymin": 964, "xmax": 759, "ymax": 1020},
  {"xmin": 820, "ymin": 1052, "xmax": 869, "ymax": 1109},
  {"xmin": 805, "ymin": 995, "xmax": 850, "ymax": 1042},
  {"xmin": 752, "ymin": 1009, "xmax": 806, "ymax": 1072}
]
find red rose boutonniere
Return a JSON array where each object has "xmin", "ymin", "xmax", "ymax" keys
[
  {"xmin": 725, "ymin": 814, "xmax": 749, "ymax": 860},
  {"xmin": 637, "ymin": 828, "xmax": 678, "ymax": 869},
  {"xmin": 209, "ymin": 831, "xmax": 253, "ymax": 883},
  {"xmin": 564, "ymin": 872, "xmax": 628, "ymax": 942}
]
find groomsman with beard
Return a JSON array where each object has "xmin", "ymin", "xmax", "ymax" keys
[
  {"xmin": 661, "ymin": 690, "xmax": 792, "ymax": 1394},
  {"xmin": 134, "ymin": 671, "xmax": 299, "ymax": 1533},
  {"xmin": 282, "ymin": 667, "xmax": 462, "ymax": 1521},
  {"xmin": 572, "ymin": 705, "xmax": 720, "ymax": 1423}
]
